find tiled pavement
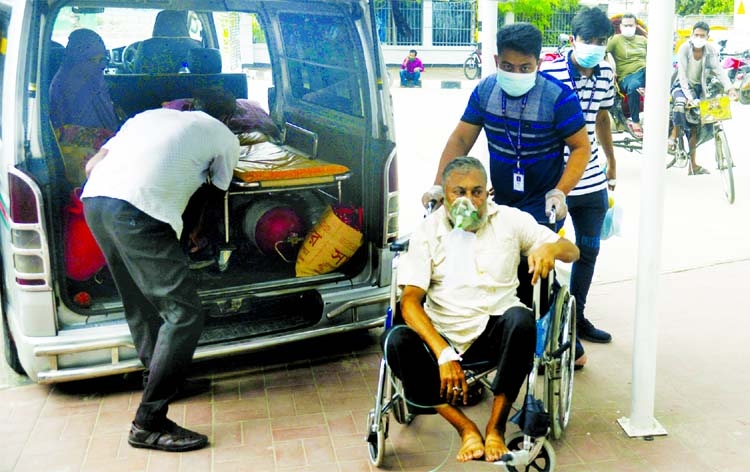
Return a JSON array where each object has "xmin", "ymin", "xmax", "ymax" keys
[{"xmin": 2, "ymin": 260, "xmax": 750, "ymax": 472}]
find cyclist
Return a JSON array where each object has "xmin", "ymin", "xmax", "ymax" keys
[
  {"xmin": 669, "ymin": 21, "xmax": 737, "ymax": 175},
  {"xmin": 606, "ymin": 13, "xmax": 647, "ymax": 139}
]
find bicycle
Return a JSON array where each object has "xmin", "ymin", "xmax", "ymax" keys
[
  {"xmin": 463, "ymin": 43, "xmax": 482, "ymax": 80},
  {"xmin": 667, "ymin": 90, "xmax": 735, "ymax": 204}
]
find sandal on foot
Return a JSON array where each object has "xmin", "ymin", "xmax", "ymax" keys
[
  {"xmin": 627, "ymin": 119, "xmax": 644, "ymax": 139},
  {"xmin": 689, "ymin": 165, "xmax": 710, "ymax": 175}
]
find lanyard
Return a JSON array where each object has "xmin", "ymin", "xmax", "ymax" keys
[
  {"xmin": 501, "ymin": 91, "xmax": 529, "ymax": 168},
  {"xmin": 566, "ymin": 60, "xmax": 596, "ymax": 113}
]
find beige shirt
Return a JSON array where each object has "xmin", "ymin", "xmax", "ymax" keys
[{"xmin": 398, "ymin": 202, "xmax": 560, "ymax": 353}]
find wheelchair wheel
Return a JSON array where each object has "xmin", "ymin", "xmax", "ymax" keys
[
  {"xmin": 505, "ymin": 432, "xmax": 556, "ymax": 472},
  {"xmin": 366, "ymin": 408, "xmax": 388, "ymax": 466},
  {"xmin": 366, "ymin": 360, "xmax": 394, "ymax": 466},
  {"xmin": 546, "ymin": 286, "xmax": 576, "ymax": 440}
]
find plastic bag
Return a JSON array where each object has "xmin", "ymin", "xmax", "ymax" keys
[{"xmin": 600, "ymin": 196, "xmax": 623, "ymax": 240}]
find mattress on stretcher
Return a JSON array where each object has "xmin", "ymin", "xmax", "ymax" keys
[{"xmin": 233, "ymin": 141, "xmax": 350, "ymax": 187}]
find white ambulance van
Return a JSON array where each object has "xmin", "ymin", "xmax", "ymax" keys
[{"xmin": 0, "ymin": 0, "xmax": 399, "ymax": 382}]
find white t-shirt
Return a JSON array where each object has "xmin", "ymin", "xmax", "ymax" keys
[
  {"xmin": 81, "ymin": 108, "xmax": 240, "ymax": 237},
  {"xmin": 398, "ymin": 202, "xmax": 560, "ymax": 353}
]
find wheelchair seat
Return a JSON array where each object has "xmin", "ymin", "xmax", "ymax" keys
[{"xmin": 134, "ymin": 10, "xmax": 202, "ymax": 74}]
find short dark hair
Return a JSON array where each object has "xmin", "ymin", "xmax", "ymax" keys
[
  {"xmin": 693, "ymin": 21, "xmax": 710, "ymax": 34},
  {"xmin": 571, "ymin": 6, "xmax": 613, "ymax": 40},
  {"xmin": 409, "ymin": 49, "xmax": 417, "ymax": 55},
  {"xmin": 621, "ymin": 12, "xmax": 637, "ymax": 22},
  {"xmin": 442, "ymin": 156, "xmax": 487, "ymax": 184},
  {"xmin": 496, "ymin": 23, "xmax": 542, "ymax": 60},
  {"xmin": 192, "ymin": 87, "xmax": 237, "ymax": 121}
]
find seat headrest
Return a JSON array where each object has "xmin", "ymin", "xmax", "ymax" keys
[
  {"xmin": 189, "ymin": 48, "xmax": 222, "ymax": 74},
  {"xmin": 152, "ymin": 10, "xmax": 190, "ymax": 37}
]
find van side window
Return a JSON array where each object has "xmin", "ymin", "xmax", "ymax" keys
[
  {"xmin": 0, "ymin": 8, "xmax": 9, "ymax": 134},
  {"xmin": 279, "ymin": 13, "xmax": 363, "ymax": 117}
]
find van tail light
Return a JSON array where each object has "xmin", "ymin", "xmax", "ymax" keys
[
  {"xmin": 10, "ymin": 173, "xmax": 39, "ymax": 224},
  {"xmin": 7, "ymin": 172, "xmax": 48, "ymax": 287}
]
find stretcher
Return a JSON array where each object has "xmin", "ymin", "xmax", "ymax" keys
[{"xmin": 220, "ymin": 130, "xmax": 352, "ymax": 271}]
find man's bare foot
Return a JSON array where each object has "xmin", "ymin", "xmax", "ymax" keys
[
  {"xmin": 484, "ymin": 430, "xmax": 509, "ymax": 462},
  {"xmin": 456, "ymin": 430, "xmax": 484, "ymax": 462}
]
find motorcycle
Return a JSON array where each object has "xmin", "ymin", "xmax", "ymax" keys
[{"xmin": 722, "ymin": 50, "xmax": 750, "ymax": 104}]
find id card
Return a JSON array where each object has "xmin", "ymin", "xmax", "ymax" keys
[{"xmin": 513, "ymin": 168, "xmax": 525, "ymax": 193}]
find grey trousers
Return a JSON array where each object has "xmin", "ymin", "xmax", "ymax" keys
[{"xmin": 83, "ymin": 196, "xmax": 204, "ymax": 429}]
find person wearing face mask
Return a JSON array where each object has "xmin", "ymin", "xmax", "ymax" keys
[
  {"xmin": 539, "ymin": 6, "xmax": 616, "ymax": 365},
  {"xmin": 669, "ymin": 21, "xmax": 738, "ymax": 175},
  {"xmin": 385, "ymin": 156, "xmax": 579, "ymax": 463},
  {"xmin": 605, "ymin": 12, "xmax": 647, "ymax": 139},
  {"xmin": 426, "ymin": 22, "xmax": 589, "ymax": 227}
]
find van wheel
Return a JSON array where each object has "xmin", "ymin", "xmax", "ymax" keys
[{"xmin": 2, "ymin": 312, "xmax": 26, "ymax": 376}]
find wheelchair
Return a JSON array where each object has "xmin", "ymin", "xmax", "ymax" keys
[{"xmin": 365, "ymin": 238, "xmax": 577, "ymax": 471}]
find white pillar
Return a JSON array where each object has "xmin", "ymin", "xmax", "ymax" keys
[
  {"xmin": 423, "ymin": 0, "xmax": 433, "ymax": 48},
  {"xmin": 616, "ymin": 0, "xmax": 672, "ymax": 439},
  {"xmin": 479, "ymin": 0, "xmax": 499, "ymax": 79}
]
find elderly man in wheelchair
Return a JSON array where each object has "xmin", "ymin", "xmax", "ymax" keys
[{"xmin": 383, "ymin": 156, "xmax": 579, "ymax": 463}]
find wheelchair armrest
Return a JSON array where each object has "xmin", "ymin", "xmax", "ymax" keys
[{"xmin": 390, "ymin": 235, "xmax": 411, "ymax": 252}]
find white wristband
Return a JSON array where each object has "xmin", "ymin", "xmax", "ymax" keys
[
  {"xmin": 608, "ymin": 179, "xmax": 617, "ymax": 187},
  {"xmin": 437, "ymin": 346, "xmax": 462, "ymax": 365}
]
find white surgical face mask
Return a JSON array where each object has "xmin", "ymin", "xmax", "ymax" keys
[
  {"xmin": 496, "ymin": 69, "xmax": 537, "ymax": 97},
  {"xmin": 691, "ymin": 36, "xmax": 707, "ymax": 49},
  {"xmin": 574, "ymin": 42, "xmax": 606, "ymax": 68},
  {"xmin": 621, "ymin": 26, "xmax": 636, "ymax": 38}
]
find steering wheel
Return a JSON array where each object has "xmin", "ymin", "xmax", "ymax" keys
[{"xmin": 121, "ymin": 41, "xmax": 141, "ymax": 73}]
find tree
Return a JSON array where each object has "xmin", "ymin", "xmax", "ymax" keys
[
  {"xmin": 676, "ymin": 0, "xmax": 705, "ymax": 14},
  {"xmin": 676, "ymin": 0, "xmax": 733, "ymax": 14},
  {"xmin": 499, "ymin": 0, "xmax": 579, "ymax": 29},
  {"xmin": 700, "ymin": 0, "xmax": 734, "ymax": 14}
]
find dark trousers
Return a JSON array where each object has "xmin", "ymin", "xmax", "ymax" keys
[
  {"xmin": 619, "ymin": 68, "xmax": 646, "ymax": 123},
  {"xmin": 383, "ymin": 306, "xmax": 535, "ymax": 408},
  {"xmin": 83, "ymin": 197, "xmax": 205, "ymax": 429},
  {"xmin": 567, "ymin": 189, "xmax": 608, "ymax": 323}
]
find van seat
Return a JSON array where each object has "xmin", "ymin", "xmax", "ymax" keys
[{"xmin": 105, "ymin": 73, "xmax": 249, "ymax": 118}]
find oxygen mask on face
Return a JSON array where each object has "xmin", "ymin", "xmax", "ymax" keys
[{"xmin": 449, "ymin": 197, "xmax": 481, "ymax": 232}]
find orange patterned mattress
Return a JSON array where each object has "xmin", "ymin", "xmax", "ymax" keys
[{"xmin": 233, "ymin": 142, "xmax": 350, "ymax": 185}]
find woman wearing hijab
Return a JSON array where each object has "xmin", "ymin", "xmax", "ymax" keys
[{"xmin": 50, "ymin": 28, "xmax": 120, "ymax": 185}]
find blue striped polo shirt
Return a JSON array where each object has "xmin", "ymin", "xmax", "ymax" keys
[
  {"xmin": 461, "ymin": 72, "xmax": 586, "ymax": 222},
  {"xmin": 540, "ymin": 50, "xmax": 615, "ymax": 196}
]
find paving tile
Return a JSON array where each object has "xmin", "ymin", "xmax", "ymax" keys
[
  {"xmin": 273, "ymin": 439, "xmax": 306, "ymax": 469},
  {"xmin": 215, "ymin": 396, "xmax": 269, "ymax": 423},
  {"xmin": 302, "ymin": 436, "xmax": 336, "ymax": 464}
]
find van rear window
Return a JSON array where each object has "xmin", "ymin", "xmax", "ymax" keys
[{"xmin": 279, "ymin": 13, "xmax": 363, "ymax": 117}]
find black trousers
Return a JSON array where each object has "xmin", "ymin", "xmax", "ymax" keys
[
  {"xmin": 383, "ymin": 306, "xmax": 535, "ymax": 408},
  {"xmin": 83, "ymin": 197, "xmax": 205, "ymax": 429}
]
